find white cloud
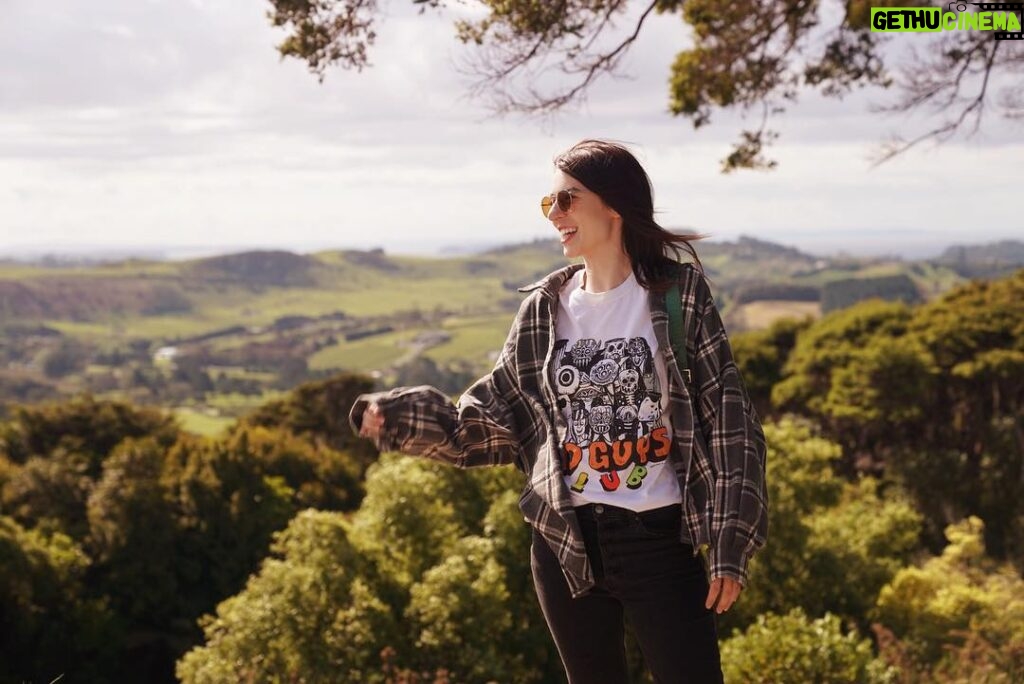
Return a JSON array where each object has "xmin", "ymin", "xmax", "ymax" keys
[{"xmin": 0, "ymin": 0, "xmax": 1020, "ymax": 258}]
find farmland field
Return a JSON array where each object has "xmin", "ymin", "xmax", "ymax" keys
[{"xmin": 3, "ymin": 236, "xmax": 1004, "ymax": 422}]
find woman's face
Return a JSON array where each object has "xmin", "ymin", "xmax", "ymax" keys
[{"xmin": 546, "ymin": 169, "xmax": 622, "ymax": 260}]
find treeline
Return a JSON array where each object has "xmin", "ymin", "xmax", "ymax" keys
[
  {"xmin": 1, "ymin": 269, "xmax": 1022, "ymax": 683},
  {"xmin": 727, "ymin": 274, "xmax": 925, "ymax": 315},
  {"xmin": 820, "ymin": 274, "xmax": 922, "ymax": 313},
  {"xmin": 732, "ymin": 283, "xmax": 821, "ymax": 305},
  {"xmin": 1, "ymin": 378, "xmax": 376, "ymax": 683}
]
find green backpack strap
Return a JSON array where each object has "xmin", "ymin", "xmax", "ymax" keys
[{"xmin": 666, "ymin": 282, "xmax": 691, "ymax": 384}]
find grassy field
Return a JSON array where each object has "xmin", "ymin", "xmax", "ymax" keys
[
  {"xmin": 424, "ymin": 313, "xmax": 513, "ymax": 366},
  {"xmin": 308, "ymin": 328, "xmax": 422, "ymax": 372},
  {"xmin": 731, "ymin": 300, "xmax": 821, "ymax": 331},
  {"xmin": 3, "ymin": 239, "xmax": 1008, "ymax": 423},
  {"xmin": 174, "ymin": 406, "xmax": 237, "ymax": 437},
  {"xmin": 206, "ymin": 366, "xmax": 278, "ymax": 382},
  {"xmin": 204, "ymin": 390, "xmax": 285, "ymax": 413},
  {"xmin": 44, "ymin": 315, "xmax": 237, "ymax": 342}
]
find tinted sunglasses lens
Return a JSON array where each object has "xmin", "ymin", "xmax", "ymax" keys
[
  {"xmin": 540, "ymin": 196, "xmax": 554, "ymax": 217},
  {"xmin": 541, "ymin": 191, "xmax": 574, "ymax": 217}
]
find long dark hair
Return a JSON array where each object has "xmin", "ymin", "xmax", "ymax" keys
[{"xmin": 553, "ymin": 139, "xmax": 704, "ymax": 294}]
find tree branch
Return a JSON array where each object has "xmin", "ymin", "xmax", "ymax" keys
[
  {"xmin": 870, "ymin": 31, "xmax": 1009, "ymax": 167},
  {"xmin": 460, "ymin": 0, "xmax": 659, "ymax": 114}
]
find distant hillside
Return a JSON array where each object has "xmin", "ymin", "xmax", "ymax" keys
[
  {"xmin": 185, "ymin": 250, "xmax": 319, "ymax": 287},
  {"xmin": 1, "ymin": 237, "xmax": 1011, "ymax": 329},
  {"xmin": 933, "ymin": 240, "xmax": 1024, "ymax": 278},
  {"xmin": 0, "ymin": 238, "xmax": 1018, "ymax": 421},
  {"xmin": 0, "ymin": 278, "xmax": 191, "ymax": 320},
  {"xmin": 696, "ymin": 235, "xmax": 818, "ymax": 262},
  {"xmin": 821, "ymin": 274, "xmax": 922, "ymax": 313},
  {"xmin": 339, "ymin": 248, "xmax": 401, "ymax": 272}
]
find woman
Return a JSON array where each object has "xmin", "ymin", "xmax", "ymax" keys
[{"xmin": 350, "ymin": 139, "xmax": 768, "ymax": 683}]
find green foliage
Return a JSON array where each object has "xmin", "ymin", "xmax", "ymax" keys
[
  {"xmin": 721, "ymin": 608, "xmax": 898, "ymax": 684},
  {"xmin": 263, "ymin": 0, "xmax": 1004, "ymax": 172},
  {"xmin": 803, "ymin": 477, "xmax": 923, "ymax": 625},
  {"xmin": 668, "ymin": 0, "xmax": 889, "ymax": 170},
  {"xmin": 0, "ymin": 515, "xmax": 117, "ymax": 683},
  {"xmin": 720, "ymin": 416, "xmax": 840, "ymax": 629},
  {"xmin": 771, "ymin": 270, "xmax": 1024, "ymax": 565},
  {"xmin": 821, "ymin": 274, "xmax": 923, "ymax": 313},
  {"xmin": 478, "ymin": 485, "xmax": 563, "ymax": 683},
  {"xmin": 218, "ymin": 425, "xmax": 364, "ymax": 511},
  {"xmin": 75, "ymin": 428, "xmax": 318, "ymax": 679},
  {"xmin": 177, "ymin": 453, "xmax": 557, "ymax": 684},
  {"xmin": 0, "ymin": 394, "xmax": 178, "ymax": 474},
  {"xmin": 161, "ymin": 433, "xmax": 299, "ymax": 617},
  {"xmin": 724, "ymin": 418, "xmax": 923, "ymax": 635},
  {"xmin": 268, "ymin": 0, "xmax": 378, "ymax": 79},
  {"xmin": 86, "ymin": 438, "xmax": 180, "ymax": 626},
  {"xmin": 892, "ymin": 271, "xmax": 1023, "ymax": 561},
  {"xmin": 6, "ymin": 269, "xmax": 1024, "ymax": 682},
  {"xmin": 406, "ymin": 536, "xmax": 522, "ymax": 681},
  {"xmin": 731, "ymin": 316, "xmax": 809, "ymax": 418},
  {"xmin": 873, "ymin": 516, "xmax": 1024, "ymax": 678},
  {"xmin": 821, "ymin": 334, "xmax": 937, "ymax": 429},
  {"xmin": 764, "ymin": 416, "xmax": 845, "ymax": 513},
  {"xmin": 177, "ymin": 510, "xmax": 400, "ymax": 684},
  {"xmin": 772, "ymin": 299, "xmax": 912, "ymax": 416},
  {"xmin": 0, "ymin": 383, "xmax": 386, "ymax": 683},
  {"xmin": 347, "ymin": 454, "xmax": 489, "ymax": 587},
  {"xmin": 242, "ymin": 372, "xmax": 379, "ymax": 473},
  {"xmin": 905, "ymin": 269, "xmax": 1023, "ymax": 384},
  {"xmin": 2, "ymin": 451, "xmax": 94, "ymax": 538}
]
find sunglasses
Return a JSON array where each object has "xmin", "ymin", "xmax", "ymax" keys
[{"xmin": 540, "ymin": 189, "xmax": 580, "ymax": 218}]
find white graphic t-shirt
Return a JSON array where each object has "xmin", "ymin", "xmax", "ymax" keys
[{"xmin": 552, "ymin": 268, "xmax": 682, "ymax": 511}]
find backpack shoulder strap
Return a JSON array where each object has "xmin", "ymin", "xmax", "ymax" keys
[{"xmin": 666, "ymin": 281, "xmax": 691, "ymax": 384}]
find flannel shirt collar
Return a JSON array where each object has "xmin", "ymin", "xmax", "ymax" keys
[{"xmin": 516, "ymin": 263, "xmax": 585, "ymax": 298}]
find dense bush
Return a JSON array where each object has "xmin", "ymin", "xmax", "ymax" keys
[
  {"xmin": 177, "ymin": 456, "xmax": 558, "ymax": 684},
  {"xmin": 0, "ymin": 391, "xmax": 372, "ymax": 683},
  {"xmin": 242, "ymin": 373, "xmax": 379, "ymax": 473},
  {"xmin": 719, "ymin": 417, "xmax": 923, "ymax": 636},
  {"xmin": 873, "ymin": 516, "xmax": 1024, "ymax": 680},
  {"xmin": 2, "ymin": 270, "xmax": 1022, "ymax": 683},
  {"xmin": 771, "ymin": 270, "xmax": 1024, "ymax": 566},
  {"xmin": 721, "ymin": 608, "xmax": 898, "ymax": 684},
  {"xmin": 0, "ymin": 516, "xmax": 118, "ymax": 683},
  {"xmin": 0, "ymin": 394, "xmax": 178, "ymax": 473},
  {"xmin": 821, "ymin": 274, "xmax": 922, "ymax": 313}
]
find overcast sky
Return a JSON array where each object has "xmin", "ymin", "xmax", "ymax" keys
[{"xmin": 1, "ymin": 0, "xmax": 1020, "ymax": 259}]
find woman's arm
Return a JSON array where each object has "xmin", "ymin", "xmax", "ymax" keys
[
  {"xmin": 348, "ymin": 313, "xmax": 529, "ymax": 471},
  {"xmin": 689, "ymin": 275, "xmax": 769, "ymax": 587}
]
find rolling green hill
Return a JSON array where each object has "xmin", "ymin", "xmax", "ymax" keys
[{"xmin": 1, "ymin": 236, "xmax": 1018, "ymax": 431}]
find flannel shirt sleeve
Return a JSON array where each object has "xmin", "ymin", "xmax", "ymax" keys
[
  {"xmin": 690, "ymin": 276, "xmax": 769, "ymax": 587},
  {"xmin": 348, "ymin": 320, "xmax": 526, "ymax": 470}
]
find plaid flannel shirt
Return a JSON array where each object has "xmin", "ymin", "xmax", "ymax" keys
[{"xmin": 349, "ymin": 261, "xmax": 768, "ymax": 598}]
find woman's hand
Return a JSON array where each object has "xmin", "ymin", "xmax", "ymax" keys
[
  {"xmin": 705, "ymin": 576, "xmax": 742, "ymax": 614},
  {"xmin": 359, "ymin": 402, "xmax": 385, "ymax": 440}
]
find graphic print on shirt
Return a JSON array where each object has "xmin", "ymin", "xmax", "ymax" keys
[{"xmin": 553, "ymin": 335, "xmax": 672, "ymax": 494}]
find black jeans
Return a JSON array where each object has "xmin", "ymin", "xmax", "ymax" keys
[{"xmin": 531, "ymin": 503, "xmax": 724, "ymax": 684}]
